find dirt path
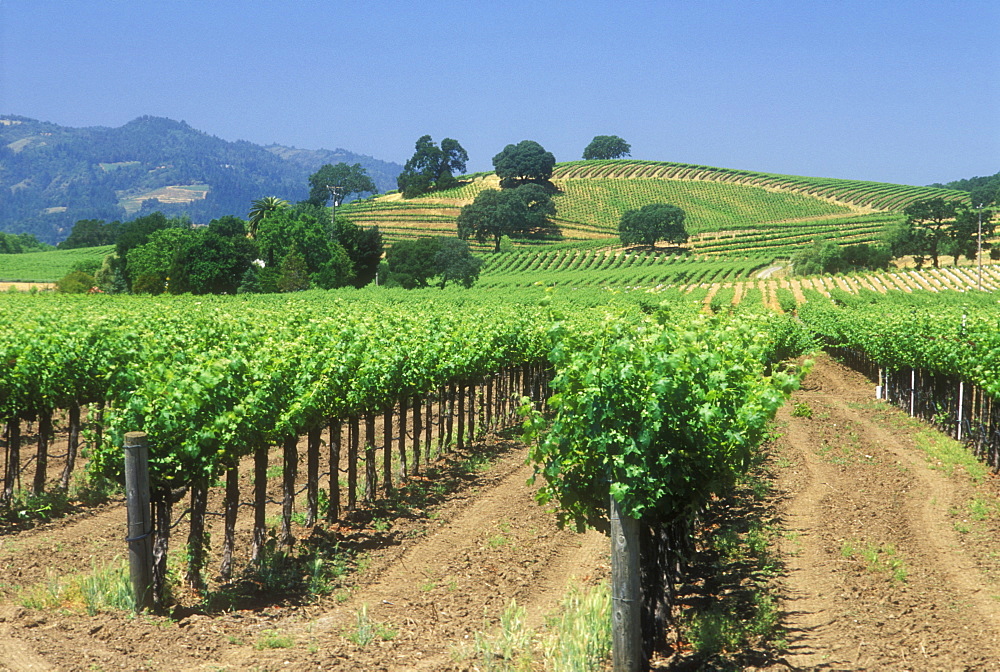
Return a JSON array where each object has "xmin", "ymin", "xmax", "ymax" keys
[
  {"xmin": 0, "ymin": 440, "xmax": 607, "ymax": 671},
  {"xmin": 216, "ymin": 456, "xmax": 606, "ymax": 671},
  {"xmin": 771, "ymin": 355, "xmax": 1000, "ymax": 671}
]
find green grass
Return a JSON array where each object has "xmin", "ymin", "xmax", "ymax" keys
[
  {"xmin": 346, "ymin": 603, "xmax": 397, "ymax": 647},
  {"xmin": 19, "ymin": 556, "xmax": 135, "ymax": 614},
  {"xmin": 460, "ymin": 582, "xmax": 612, "ymax": 672},
  {"xmin": 254, "ymin": 630, "xmax": 294, "ymax": 650},
  {"xmin": 0, "ymin": 245, "xmax": 114, "ymax": 282},
  {"xmin": 841, "ymin": 539, "xmax": 908, "ymax": 583}
]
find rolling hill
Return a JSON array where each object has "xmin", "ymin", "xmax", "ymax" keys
[
  {"xmin": 340, "ymin": 160, "xmax": 970, "ymax": 254},
  {"xmin": 0, "ymin": 115, "xmax": 402, "ymax": 244}
]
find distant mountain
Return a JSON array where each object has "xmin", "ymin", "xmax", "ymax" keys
[{"xmin": 0, "ymin": 115, "xmax": 403, "ymax": 244}]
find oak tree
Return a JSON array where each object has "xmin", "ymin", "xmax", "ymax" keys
[
  {"xmin": 618, "ymin": 203, "xmax": 687, "ymax": 248},
  {"xmin": 583, "ymin": 135, "xmax": 631, "ymax": 160},
  {"xmin": 307, "ymin": 163, "xmax": 377, "ymax": 207},
  {"xmin": 492, "ymin": 140, "xmax": 556, "ymax": 188},
  {"xmin": 456, "ymin": 184, "xmax": 556, "ymax": 252},
  {"xmin": 396, "ymin": 135, "xmax": 469, "ymax": 198}
]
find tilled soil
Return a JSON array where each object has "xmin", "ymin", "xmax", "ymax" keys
[
  {"xmin": 3, "ymin": 355, "xmax": 1000, "ymax": 670},
  {"xmin": 0, "ymin": 432, "xmax": 607, "ymax": 672},
  {"xmin": 771, "ymin": 355, "xmax": 1000, "ymax": 671}
]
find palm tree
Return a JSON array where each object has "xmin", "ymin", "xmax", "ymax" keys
[{"xmin": 247, "ymin": 196, "xmax": 289, "ymax": 239}]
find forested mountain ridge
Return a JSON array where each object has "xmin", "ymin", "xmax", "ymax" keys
[{"xmin": 0, "ymin": 115, "xmax": 402, "ymax": 244}]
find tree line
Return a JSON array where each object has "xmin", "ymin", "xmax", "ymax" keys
[
  {"xmin": 51, "ymin": 128, "xmax": 995, "ymax": 291},
  {"xmin": 793, "ymin": 197, "xmax": 996, "ymax": 275},
  {"xmin": 51, "ymin": 132, "xmax": 692, "ymax": 293}
]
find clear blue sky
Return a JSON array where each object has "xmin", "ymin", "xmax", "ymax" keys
[{"xmin": 2, "ymin": 0, "xmax": 997, "ymax": 186}]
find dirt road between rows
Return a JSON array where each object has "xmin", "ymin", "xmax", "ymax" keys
[
  {"xmin": 0, "ymin": 434, "xmax": 607, "ymax": 671},
  {"xmin": 769, "ymin": 355, "xmax": 1000, "ymax": 671}
]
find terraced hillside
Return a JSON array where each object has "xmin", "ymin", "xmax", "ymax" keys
[{"xmin": 339, "ymin": 160, "xmax": 969, "ymax": 253}]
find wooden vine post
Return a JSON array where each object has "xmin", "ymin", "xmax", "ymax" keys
[
  {"xmin": 123, "ymin": 431, "xmax": 153, "ymax": 612},
  {"xmin": 610, "ymin": 490, "xmax": 642, "ymax": 671}
]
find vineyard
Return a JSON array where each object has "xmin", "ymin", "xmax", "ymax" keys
[
  {"xmin": 336, "ymin": 159, "xmax": 969, "ymax": 255},
  {"xmin": 3, "ymin": 156, "xmax": 1000, "ymax": 669},
  {"xmin": 4, "ymin": 270, "xmax": 1000, "ymax": 667}
]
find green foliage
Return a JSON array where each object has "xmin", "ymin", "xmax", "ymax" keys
[
  {"xmin": 463, "ymin": 582, "xmax": 611, "ymax": 671},
  {"xmin": 347, "ymin": 603, "xmax": 397, "ymax": 646},
  {"xmin": 386, "ymin": 236, "xmax": 482, "ymax": 289},
  {"xmin": 56, "ymin": 269, "xmax": 96, "ymax": 294},
  {"xmin": 125, "ymin": 227, "xmax": 198, "ymax": 293},
  {"xmin": 247, "ymin": 196, "xmax": 289, "ymax": 239},
  {"xmin": 253, "ymin": 207, "xmax": 376, "ymax": 291},
  {"xmin": 255, "ymin": 630, "xmax": 294, "ymax": 650},
  {"xmin": 477, "ymin": 248, "xmax": 765, "ymax": 291},
  {"xmin": 396, "ymin": 135, "xmax": 469, "ymax": 198},
  {"xmin": 797, "ymin": 290, "xmax": 1000, "ymax": 398},
  {"xmin": 277, "ymin": 250, "xmax": 312, "ymax": 292},
  {"xmin": 173, "ymin": 217, "xmax": 257, "ymax": 294},
  {"xmin": 115, "ymin": 212, "xmax": 188, "ymax": 271},
  {"xmin": 311, "ymin": 244, "xmax": 356, "ymax": 290},
  {"xmin": 790, "ymin": 401, "xmax": 813, "ymax": 418},
  {"xmin": 946, "ymin": 205, "xmax": 995, "ymax": 264},
  {"xmin": 775, "ymin": 287, "xmax": 797, "ymax": 313},
  {"xmin": 0, "ymin": 231, "xmax": 52, "ymax": 254},
  {"xmin": 492, "ymin": 140, "xmax": 556, "ymax": 188},
  {"xmin": 552, "ymin": 177, "xmax": 857, "ymax": 239},
  {"xmin": 20, "ymin": 557, "xmax": 135, "ymax": 615},
  {"xmin": 332, "ymin": 216, "xmax": 383, "ymax": 286},
  {"xmin": 900, "ymin": 197, "xmax": 980, "ymax": 268},
  {"xmin": 792, "ymin": 240, "xmax": 891, "ymax": 275},
  {"xmin": 525, "ymin": 310, "xmax": 809, "ymax": 531},
  {"xmin": 308, "ymin": 163, "xmax": 378, "ymax": 207},
  {"xmin": 931, "ymin": 169, "xmax": 1000, "ymax": 207},
  {"xmin": 57, "ymin": 219, "xmax": 121, "ymax": 250},
  {"xmin": 582, "ymin": 135, "xmax": 631, "ymax": 161},
  {"xmin": 457, "ymin": 184, "xmax": 557, "ymax": 252},
  {"xmin": 435, "ymin": 237, "xmax": 483, "ymax": 288},
  {"xmin": 48, "ymin": 291, "xmax": 554, "ymax": 500},
  {"xmin": 618, "ymin": 203, "xmax": 687, "ymax": 247},
  {"xmin": 346, "ymin": 158, "xmax": 967, "ymax": 253},
  {"xmin": 0, "ymin": 245, "xmax": 115, "ymax": 283}
]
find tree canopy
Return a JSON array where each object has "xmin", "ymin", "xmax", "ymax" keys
[
  {"xmin": 902, "ymin": 198, "xmax": 960, "ymax": 269},
  {"xmin": 56, "ymin": 219, "xmax": 121, "ymax": 250},
  {"xmin": 247, "ymin": 196, "xmax": 289, "ymax": 239},
  {"xmin": 618, "ymin": 203, "xmax": 688, "ymax": 248},
  {"xmin": 307, "ymin": 163, "xmax": 378, "ymax": 207},
  {"xmin": 123, "ymin": 216, "xmax": 257, "ymax": 295},
  {"xmin": 582, "ymin": 135, "xmax": 631, "ymax": 160},
  {"xmin": 887, "ymin": 198, "xmax": 996, "ymax": 269},
  {"xmin": 456, "ymin": 184, "xmax": 557, "ymax": 252},
  {"xmin": 945, "ymin": 205, "xmax": 996, "ymax": 265},
  {"xmin": 492, "ymin": 140, "xmax": 556, "ymax": 188},
  {"xmin": 396, "ymin": 135, "xmax": 469, "ymax": 198},
  {"xmin": 792, "ymin": 240, "xmax": 892, "ymax": 276},
  {"xmin": 931, "ymin": 170, "xmax": 1000, "ymax": 208},
  {"xmin": 385, "ymin": 236, "xmax": 482, "ymax": 289}
]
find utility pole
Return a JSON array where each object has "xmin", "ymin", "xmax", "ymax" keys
[
  {"xmin": 327, "ymin": 184, "xmax": 344, "ymax": 230},
  {"xmin": 977, "ymin": 203, "xmax": 984, "ymax": 291}
]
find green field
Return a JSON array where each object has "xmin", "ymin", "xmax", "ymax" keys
[{"xmin": 0, "ymin": 245, "xmax": 113, "ymax": 282}]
